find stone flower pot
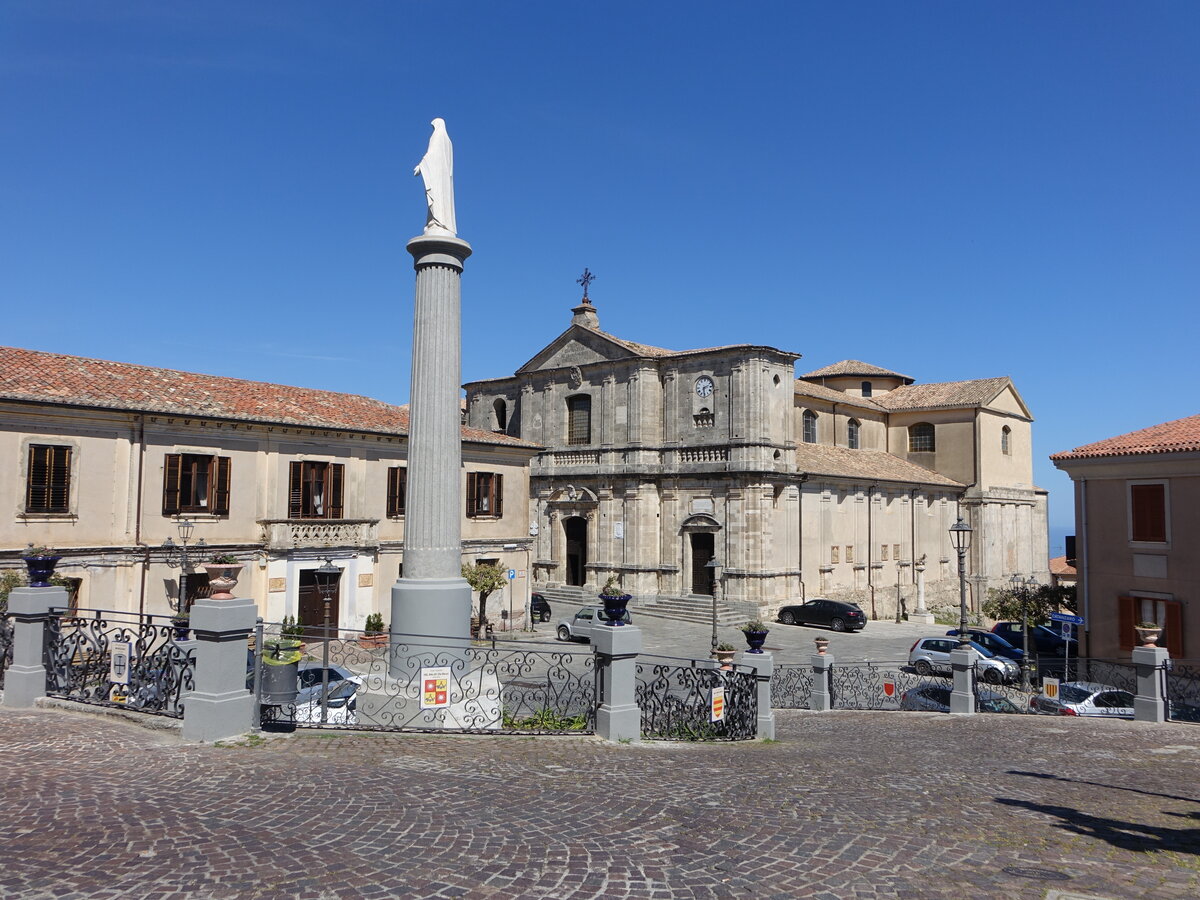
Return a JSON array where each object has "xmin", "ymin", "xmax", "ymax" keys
[
  {"xmin": 21, "ymin": 554, "xmax": 61, "ymax": 588},
  {"xmin": 203, "ymin": 564, "xmax": 243, "ymax": 600},
  {"xmin": 742, "ymin": 628, "xmax": 769, "ymax": 654},
  {"xmin": 1135, "ymin": 625, "xmax": 1162, "ymax": 648}
]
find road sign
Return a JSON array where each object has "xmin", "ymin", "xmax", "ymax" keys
[
  {"xmin": 507, "ymin": 568, "xmax": 516, "ymax": 580},
  {"xmin": 1049, "ymin": 612, "xmax": 1084, "ymax": 626}
]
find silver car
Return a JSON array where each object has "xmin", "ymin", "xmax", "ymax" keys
[
  {"xmin": 556, "ymin": 606, "xmax": 633, "ymax": 642},
  {"xmin": 908, "ymin": 637, "xmax": 1019, "ymax": 685},
  {"xmin": 899, "ymin": 684, "xmax": 1022, "ymax": 714},
  {"xmin": 1029, "ymin": 681, "xmax": 1135, "ymax": 718}
]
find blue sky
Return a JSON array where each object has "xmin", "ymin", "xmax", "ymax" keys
[{"xmin": 3, "ymin": 2, "xmax": 1198, "ymax": 552}]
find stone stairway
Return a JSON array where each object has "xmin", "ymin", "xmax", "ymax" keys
[{"xmin": 533, "ymin": 584, "xmax": 754, "ymax": 627}]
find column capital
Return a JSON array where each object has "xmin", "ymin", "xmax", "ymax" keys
[{"xmin": 406, "ymin": 234, "xmax": 473, "ymax": 271}]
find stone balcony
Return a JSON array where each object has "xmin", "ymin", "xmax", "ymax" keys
[{"xmin": 258, "ymin": 519, "xmax": 380, "ymax": 551}]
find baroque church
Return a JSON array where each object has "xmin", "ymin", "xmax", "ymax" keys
[{"xmin": 464, "ymin": 296, "xmax": 1048, "ymax": 621}]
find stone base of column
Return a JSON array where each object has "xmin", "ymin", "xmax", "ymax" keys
[
  {"xmin": 183, "ymin": 691, "xmax": 256, "ymax": 743},
  {"xmin": 949, "ymin": 647, "xmax": 975, "ymax": 715},
  {"xmin": 389, "ymin": 577, "xmax": 471, "ymax": 679},
  {"xmin": 907, "ymin": 612, "xmax": 936, "ymax": 625}
]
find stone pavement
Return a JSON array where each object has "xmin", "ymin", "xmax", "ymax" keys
[{"xmin": 2, "ymin": 705, "xmax": 1198, "ymax": 900}]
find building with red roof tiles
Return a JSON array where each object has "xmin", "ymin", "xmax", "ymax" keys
[
  {"xmin": 1052, "ymin": 414, "xmax": 1200, "ymax": 659},
  {"xmin": 464, "ymin": 297, "xmax": 1047, "ymax": 622},
  {"xmin": 1, "ymin": 346, "xmax": 542, "ymax": 629}
]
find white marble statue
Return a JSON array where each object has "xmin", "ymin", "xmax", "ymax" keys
[{"xmin": 414, "ymin": 117, "xmax": 456, "ymax": 236}]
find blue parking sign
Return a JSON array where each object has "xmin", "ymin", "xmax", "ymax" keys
[{"xmin": 507, "ymin": 568, "xmax": 516, "ymax": 580}]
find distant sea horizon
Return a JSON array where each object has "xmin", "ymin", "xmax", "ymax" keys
[{"xmin": 1048, "ymin": 524, "xmax": 1073, "ymax": 561}]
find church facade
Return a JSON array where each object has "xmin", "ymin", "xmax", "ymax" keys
[{"xmin": 464, "ymin": 299, "xmax": 1048, "ymax": 620}]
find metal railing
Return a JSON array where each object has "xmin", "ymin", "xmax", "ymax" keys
[
  {"xmin": 1166, "ymin": 660, "xmax": 1200, "ymax": 724},
  {"xmin": 635, "ymin": 654, "xmax": 757, "ymax": 741},
  {"xmin": 44, "ymin": 608, "xmax": 195, "ymax": 718},
  {"xmin": 0, "ymin": 612, "xmax": 12, "ymax": 689},
  {"xmin": 771, "ymin": 664, "xmax": 814, "ymax": 709},
  {"xmin": 829, "ymin": 661, "xmax": 952, "ymax": 711}
]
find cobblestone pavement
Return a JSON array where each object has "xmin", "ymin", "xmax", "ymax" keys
[{"xmin": 2, "ymin": 705, "xmax": 1198, "ymax": 900}]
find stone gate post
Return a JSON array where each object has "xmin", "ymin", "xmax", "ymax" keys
[
  {"xmin": 739, "ymin": 650, "xmax": 775, "ymax": 739},
  {"xmin": 1132, "ymin": 645, "xmax": 1169, "ymax": 724},
  {"xmin": 593, "ymin": 625, "xmax": 641, "ymax": 742},
  {"xmin": 949, "ymin": 647, "xmax": 975, "ymax": 715},
  {"xmin": 4, "ymin": 586, "xmax": 65, "ymax": 708},
  {"xmin": 182, "ymin": 596, "xmax": 258, "ymax": 742},
  {"xmin": 810, "ymin": 650, "xmax": 833, "ymax": 711}
]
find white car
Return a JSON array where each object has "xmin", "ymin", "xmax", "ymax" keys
[
  {"xmin": 1029, "ymin": 681, "xmax": 1135, "ymax": 718},
  {"xmin": 908, "ymin": 637, "xmax": 1019, "ymax": 685},
  {"xmin": 556, "ymin": 606, "xmax": 633, "ymax": 642}
]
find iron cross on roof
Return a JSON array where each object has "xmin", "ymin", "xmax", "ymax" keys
[{"xmin": 576, "ymin": 268, "xmax": 595, "ymax": 300}]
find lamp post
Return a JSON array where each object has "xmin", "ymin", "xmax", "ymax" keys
[
  {"xmin": 706, "ymin": 557, "xmax": 721, "ymax": 651},
  {"xmin": 162, "ymin": 518, "xmax": 206, "ymax": 625},
  {"xmin": 1022, "ymin": 575, "xmax": 1038, "ymax": 689},
  {"xmin": 948, "ymin": 517, "xmax": 973, "ymax": 649},
  {"xmin": 313, "ymin": 559, "xmax": 342, "ymax": 725}
]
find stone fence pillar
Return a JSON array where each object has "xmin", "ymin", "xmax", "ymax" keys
[
  {"xmin": 949, "ymin": 647, "xmax": 975, "ymax": 715},
  {"xmin": 809, "ymin": 650, "xmax": 833, "ymax": 711},
  {"xmin": 182, "ymin": 596, "xmax": 257, "ymax": 743},
  {"xmin": 1132, "ymin": 645, "xmax": 1169, "ymax": 724},
  {"xmin": 738, "ymin": 650, "xmax": 775, "ymax": 739},
  {"xmin": 4, "ymin": 586, "xmax": 65, "ymax": 708},
  {"xmin": 593, "ymin": 625, "xmax": 641, "ymax": 742}
]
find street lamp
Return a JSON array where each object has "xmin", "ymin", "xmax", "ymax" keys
[
  {"xmin": 706, "ymin": 557, "xmax": 722, "ymax": 651},
  {"xmin": 948, "ymin": 517, "xmax": 973, "ymax": 648},
  {"xmin": 162, "ymin": 518, "xmax": 206, "ymax": 618},
  {"xmin": 313, "ymin": 559, "xmax": 342, "ymax": 725}
]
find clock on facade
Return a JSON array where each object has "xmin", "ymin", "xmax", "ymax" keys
[{"xmin": 695, "ymin": 376, "xmax": 714, "ymax": 398}]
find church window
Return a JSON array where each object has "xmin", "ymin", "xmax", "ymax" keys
[
  {"xmin": 802, "ymin": 410, "xmax": 818, "ymax": 444},
  {"xmin": 493, "ymin": 398, "xmax": 507, "ymax": 433},
  {"xmin": 908, "ymin": 423, "xmax": 935, "ymax": 453},
  {"xmin": 847, "ymin": 419, "xmax": 861, "ymax": 450},
  {"xmin": 567, "ymin": 395, "xmax": 591, "ymax": 445},
  {"xmin": 1001, "ymin": 425, "xmax": 1011, "ymax": 455},
  {"xmin": 861, "ymin": 381, "xmax": 872, "ymax": 398}
]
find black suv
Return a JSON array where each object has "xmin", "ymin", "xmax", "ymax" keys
[
  {"xmin": 777, "ymin": 598, "xmax": 866, "ymax": 632},
  {"xmin": 530, "ymin": 592, "xmax": 552, "ymax": 623}
]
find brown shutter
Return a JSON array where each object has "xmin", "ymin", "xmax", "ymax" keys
[
  {"xmin": 387, "ymin": 467, "xmax": 398, "ymax": 517},
  {"xmin": 49, "ymin": 446, "xmax": 70, "ymax": 511},
  {"xmin": 1118, "ymin": 596, "xmax": 1136, "ymax": 652},
  {"xmin": 211, "ymin": 457, "xmax": 231, "ymax": 515},
  {"xmin": 1131, "ymin": 484, "xmax": 1166, "ymax": 542},
  {"xmin": 329, "ymin": 464, "xmax": 344, "ymax": 518},
  {"xmin": 466, "ymin": 471, "xmax": 478, "ymax": 517},
  {"xmin": 387, "ymin": 467, "xmax": 407, "ymax": 517},
  {"xmin": 494, "ymin": 473, "xmax": 503, "ymax": 517},
  {"xmin": 163, "ymin": 454, "xmax": 182, "ymax": 515},
  {"xmin": 289, "ymin": 461, "xmax": 302, "ymax": 519},
  {"xmin": 1164, "ymin": 601, "xmax": 1184, "ymax": 658}
]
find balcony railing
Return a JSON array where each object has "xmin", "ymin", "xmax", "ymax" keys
[{"xmin": 258, "ymin": 519, "xmax": 379, "ymax": 550}]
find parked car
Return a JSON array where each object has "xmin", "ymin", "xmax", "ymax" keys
[
  {"xmin": 908, "ymin": 637, "xmax": 1020, "ymax": 685},
  {"xmin": 777, "ymin": 599, "xmax": 866, "ymax": 632},
  {"xmin": 250, "ymin": 661, "xmax": 363, "ymax": 725},
  {"xmin": 992, "ymin": 622, "xmax": 1078, "ymax": 656},
  {"xmin": 556, "ymin": 606, "xmax": 633, "ymax": 642},
  {"xmin": 1029, "ymin": 681, "xmax": 1134, "ymax": 718},
  {"xmin": 946, "ymin": 628, "xmax": 1025, "ymax": 662},
  {"xmin": 530, "ymin": 592, "xmax": 552, "ymax": 623},
  {"xmin": 899, "ymin": 684, "xmax": 1023, "ymax": 714}
]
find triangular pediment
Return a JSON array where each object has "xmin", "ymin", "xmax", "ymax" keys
[
  {"xmin": 516, "ymin": 326, "xmax": 640, "ymax": 375},
  {"xmin": 982, "ymin": 382, "xmax": 1033, "ymax": 420}
]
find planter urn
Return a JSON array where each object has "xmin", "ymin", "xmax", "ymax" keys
[
  {"xmin": 814, "ymin": 637, "xmax": 830, "ymax": 656},
  {"xmin": 21, "ymin": 554, "xmax": 61, "ymax": 588},
  {"xmin": 742, "ymin": 628, "xmax": 769, "ymax": 654},
  {"xmin": 599, "ymin": 593, "xmax": 632, "ymax": 625},
  {"xmin": 203, "ymin": 564, "xmax": 243, "ymax": 600},
  {"xmin": 1135, "ymin": 625, "xmax": 1162, "ymax": 648}
]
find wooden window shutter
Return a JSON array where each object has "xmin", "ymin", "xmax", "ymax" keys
[
  {"xmin": 387, "ymin": 467, "xmax": 397, "ymax": 517},
  {"xmin": 1131, "ymin": 484, "xmax": 1166, "ymax": 542},
  {"xmin": 1118, "ymin": 596, "xmax": 1136, "ymax": 652},
  {"xmin": 494, "ymin": 473, "xmax": 503, "ymax": 517},
  {"xmin": 1164, "ymin": 601, "xmax": 1184, "ymax": 658},
  {"xmin": 163, "ymin": 454, "xmax": 183, "ymax": 515},
  {"xmin": 466, "ymin": 472, "xmax": 478, "ymax": 517},
  {"xmin": 289, "ymin": 461, "xmax": 303, "ymax": 519},
  {"xmin": 387, "ymin": 467, "xmax": 408, "ymax": 517},
  {"xmin": 329, "ymin": 464, "xmax": 344, "ymax": 518},
  {"xmin": 211, "ymin": 457, "xmax": 231, "ymax": 515}
]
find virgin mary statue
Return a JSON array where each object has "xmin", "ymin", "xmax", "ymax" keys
[{"xmin": 413, "ymin": 118, "xmax": 456, "ymax": 236}]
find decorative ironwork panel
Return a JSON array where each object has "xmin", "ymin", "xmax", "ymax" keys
[
  {"xmin": 0, "ymin": 613, "xmax": 13, "ymax": 689},
  {"xmin": 771, "ymin": 664, "xmax": 813, "ymax": 709},
  {"xmin": 829, "ymin": 662, "xmax": 951, "ymax": 711},
  {"xmin": 635, "ymin": 657, "xmax": 757, "ymax": 741},
  {"xmin": 1166, "ymin": 661, "xmax": 1200, "ymax": 724},
  {"xmin": 973, "ymin": 680, "xmax": 1038, "ymax": 714},
  {"xmin": 1038, "ymin": 657, "xmax": 1137, "ymax": 693},
  {"xmin": 259, "ymin": 629, "xmax": 596, "ymax": 734},
  {"xmin": 45, "ymin": 609, "xmax": 194, "ymax": 718}
]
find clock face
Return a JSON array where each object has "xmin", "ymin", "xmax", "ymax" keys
[{"xmin": 695, "ymin": 376, "xmax": 714, "ymax": 398}]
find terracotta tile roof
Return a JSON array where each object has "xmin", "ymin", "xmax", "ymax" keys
[
  {"xmin": 873, "ymin": 377, "xmax": 1011, "ymax": 412},
  {"xmin": 794, "ymin": 380, "xmax": 885, "ymax": 411},
  {"xmin": 0, "ymin": 346, "xmax": 538, "ymax": 448},
  {"xmin": 794, "ymin": 443, "xmax": 962, "ymax": 487},
  {"xmin": 801, "ymin": 359, "xmax": 914, "ymax": 383},
  {"xmin": 1049, "ymin": 556, "xmax": 1077, "ymax": 577},
  {"xmin": 1050, "ymin": 414, "xmax": 1200, "ymax": 461}
]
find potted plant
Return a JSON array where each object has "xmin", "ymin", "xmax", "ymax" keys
[
  {"xmin": 170, "ymin": 611, "xmax": 191, "ymax": 641},
  {"xmin": 712, "ymin": 642, "xmax": 737, "ymax": 667},
  {"xmin": 740, "ymin": 619, "xmax": 770, "ymax": 654},
  {"xmin": 1135, "ymin": 621, "xmax": 1162, "ymax": 648},
  {"xmin": 598, "ymin": 575, "xmax": 631, "ymax": 625},
  {"xmin": 359, "ymin": 612, "xmax": 388, "ymax": 649},
  {"xmin": 277, "ymin": 614, "xmax": 308, "ymax": 654},
  {"xmin": 203, "ymin": 553, "xmax": 244, "ymax": 600},
  {"xmin": 21, "ymin": 544, "xmax": 62, "ymax": 587}
]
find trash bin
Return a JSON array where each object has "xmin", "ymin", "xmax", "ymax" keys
[{"xmin": 260, "ymin": 639, "xmax": 302, "ymax": 705}]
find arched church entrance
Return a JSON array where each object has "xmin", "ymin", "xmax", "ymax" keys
[
  {"xmin": 564, "ymin": 517, "xmax": 588, "ymax": 587},
  {"xmin": 690, "ymin": 532, "xmax": 715, "ymax": 595}
]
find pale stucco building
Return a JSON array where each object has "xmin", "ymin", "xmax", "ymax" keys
[
  {"xmin": 1, "ymin": 346, "xmax": 540, "ymax": 631},
  {"xmin": 464, "ymin": 298, "xmax": 1048, "ymax": 621}
]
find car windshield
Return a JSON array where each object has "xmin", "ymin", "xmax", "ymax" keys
[
  {"xmin": 968, "ymin": 641, "xmax": 996, "ymax": 658},
  {"xmin": 1058, "ymin": 684, "xmax": 1094, "ymax": 703}
]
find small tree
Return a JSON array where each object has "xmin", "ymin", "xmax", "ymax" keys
[
  {"xmin": 461, "ymin": 562, "xmax": 508, "ymax": 626},
  {"xmin": 982, "ymin": 583, "xmax": 1076, "ymax": 626}
]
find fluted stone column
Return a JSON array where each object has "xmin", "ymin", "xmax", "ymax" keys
[
  {"xmin": 391, "ymin": 234, "xmax": 473, "ymax": 673},
  {"xmin": 909, "ymin": 560, "xmax": 935, "ymax": 625}
]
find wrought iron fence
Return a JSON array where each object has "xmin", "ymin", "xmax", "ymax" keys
[
  {"xmin": 635, "ymin": 655, "xmax": 757, "ymax": 741},
  {"xmin": 1037, "ymin": 657, "xmax": 1137, "ymax": 693},
  {"xmin": 258, "ymin": 627, "xmax": 596, "ymax": 735},
  {"xmin": 1166, "ymin": 660, "xmax": 1200, "ymax": 724},
  {"xmin": 829, "ymin": 662, "xmax": 956, "ymax": 711},
  {"xmin": 973, "ymin": 680, "xmax": 1038, "ymax": 714},
  {"xmin": 771, "ymin": 663, "xmax": 814, "ymax": 709},
  {"xmin": 0, "ymin": 612, "xmax": 13, "ymax": 689},
  {"xmin": 45, "ymin": 608, "xmax": 194, "ymax": 718}
]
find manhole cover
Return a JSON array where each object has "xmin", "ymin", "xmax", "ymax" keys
[{"xmin": 1001, "ymin": 866, "xmax": 1070, "ymax": 881}]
